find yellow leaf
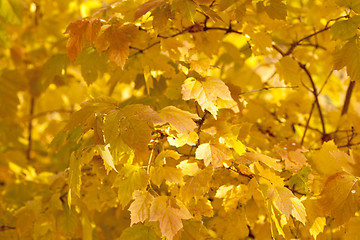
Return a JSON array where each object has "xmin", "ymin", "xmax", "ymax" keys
[
  {"xmin": 119, "ymin": 225, "xmax": 161, "ymax": 240},
  {"xmin": 134, "ymin": 0, "xmax": 166, "ymax": 19},
  {"xmin": 182, "ymin": 77, "xmax": 233, "ymax": 118},
  {"xmin": 178, "ymin": 220, "xmax": 209, "ymax": 240},
  {"xmin": 113, "ymin": 164, "xmax": 149, "ymax": 208},
  {"xmin": 196, "ymin": 143, "xmax": 232, "ymax": 167},
  {"xmin": 291, "ymin": 197, "xmax": 306, "ymax": 224},
  {"xmin": 151, "ymin": 166, "xmax": 183, "ymax": 186},
  {"xmin": 275, "ymin": 56, "xmax": 302, "ymax": 86},
  {"xmin": 331, "ymin": 16, "xmax": 360, "ymax": 40},
  {"xmin": 68, "ymin": 153, "xmax": 82, "ymax": 207},
  {"xmin": 319, "ymin": 171, "xmax": 359, "ymax": 224},
  {"xmin": 167, "ymin": 131, "xmax": 198, "ymax": 147},
  {"xmin": 128, "ymin": 190, "xmax": 154, "ymax": 225},
  {"xmin": 264, "ymin": 0, "xmax": 287, "ymax": 20},
  {"xmin": 103, "ymin": 104, "xmax": 164, "ymax": 163},
  {"xmin": 149, "ymin": 196, "xmax": 192, "ymax": 240},
  {"xmin": 333, "ymin": 37, "xmax": 360, "ymax": 82},
  {"xmin": 159, "ymin": 106, "xmax": 200, "ymax": 134},
  {"xmin": 335, "ymin": 0, "xmax": 360, "ymax": 13},
  {"xmin": 180, "ymin": 166, "xmax": 212, "ymax": 203},
  {"xmin": 177, "ymin": 160, "xmax": 201, "ymax": 176},
  {"xmin": 96, "ymin": 144, "xmax": 118, "ymax": 173},
  {"xmin": 245, "ymin": 152, "xmax": 283, "ymax": 171},
  {"xmin": 309, "ymin": 217, "xmax": 326, "ymax": 240},
  {"xmin": 311, "ymin": 140, "xmax": 350, "ymax": 176}
]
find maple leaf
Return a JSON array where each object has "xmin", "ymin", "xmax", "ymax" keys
[
  {"xmin": 195, "ymin": 143, "xmax": 232, "ymax": 168},
  {"xmin": 103, "ymin": 104, "xmax": 164, "ymax": 162},
  {"xmin": 128, "ymin": 190, "xmax": 154, "ymax": 225},
  {"xmin": 180, "ymin": 166, "xmax": 212, "ymax": 203},
  {"xmin": 119, "ymin": 225, "xmax": 161, "ymax": 240},
  {"xmin": 274, "ymin": 141, "xmax": 307, "ymax": 173},
  {"xmin": 96, "ymin": 144, "xmax": 117, "ymax": 172},
  {"xmin": 182, "ymin": 76, "xmax": 233, "ymax": 119},
  {"xmin": 243, "ymin": 152, "xmax": 282, "ymax": 171},
  {"xmin": 68, "ymin": 153, "xmax": 82, "ymax": 207},
  {"xmin": 113, "ymin": 164, "xmax": 149, "ymax": 208},
  {"xmin": 95, "ymin": 24, "xmax": 138, "ymax": 68},
  {"xmin": 159, "ymin": 106, "xmax": 200, "ymax": 134},
  {"xmin": 333, "ymin": 37, "xmax": 360, "ymax": 82},
  {"xmin": 65, "ymin": 18, "xmax": 101, "ymax": 62},
  {"xmin": 135, "ymin": 0, "xmax": 166, "ymax": 19},
  {"xmin": 149, "ymin": 196, "xmax": 192, "ymax": 240},
  {"xmin": 318, "ymin": 171, "xmax": 359, "ymax": 224}
]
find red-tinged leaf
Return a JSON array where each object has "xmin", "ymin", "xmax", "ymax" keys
[
  {"xmin": 182, "ymin": 76, "xmax": 233, "ymax": 119},
  {"xmin": 95, "ymin": 24, "xmax": 139, "ymax": 68},
  {"xmin": 135, "ymin": 0, "xmax": 166, "ymax": 19},
  {"xmin": 149, "ymin": 196, "xmax": 192, "ymax": 240},
  {"xmin": 65, "ymin": 18, "xmax": 101, "ymax": 62},
  {"xmin": 195, "ymin": 143, "xmax": 232, "ymax": 168},
  {"xmin": 128, "ymin": 190, "xmax": 154, "ymax": 225},
  {"xmin": 159, "ymin": 106, "xmax": 200, "ymax": 134}
]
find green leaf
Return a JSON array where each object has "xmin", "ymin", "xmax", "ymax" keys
[{"xmin": 119, "ymin": 225, "xmax": 161, "ymax": 240}]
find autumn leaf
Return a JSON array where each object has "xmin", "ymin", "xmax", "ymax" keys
[
  {"xmin": 119, "ymin": 225, "xmax": 161, "ymax": 240},
  {"xmin": 149, "ymin": 196, "xmax": 192, "ymax": 240},
  {"xmin": 65, "ymin": 17, "xmax": 101, "ymax": 62},
  {"xmin": 95, "ymin": 24, "xmax": 138, "ymax": 68},
  {"xmin": 244, "ymin": 152, "xmax": 283, "ymax": 171},
  {"xmin": 333, "ymin": 37, "xmax": 360, "ymax": 82},
  {"xmin": 128, "ymin": 190, "xmax": 154, "ymax": 225},
  {"xmin": 182, "ymin": 76, "xmax": 233, "ymax": 119},
  {"xmin": 159, "ymin": 106, "xmax": 200, "ymax": 134},
  {"xmin": 103, "ymin": 104, "xmax": 164, "ymax": 162},
  {"xmin": 113, "ymin": 164, "xmax": 149, "ymax": 208},
  {"xmin": 96, "ymin": 144, "xmax": 117, "ymax": 172},
  {"xmin": 319, "ymin": 171, "xmax": 359, "ymax": 224},
  {"xmin": 195, "ymin": 143, "xmax": 232, "ymax": 167},
  {"xmin": 135, "ymin": 0, "xmax": 166, "ymax": 19}
]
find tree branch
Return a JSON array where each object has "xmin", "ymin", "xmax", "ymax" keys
[
  {"xmin": 27, "ymin": 97, "xmax": 35, "ymax": 161},
  {"xmin": 341, "ymin": 80, "xmax": 355, "ymax": 116}
]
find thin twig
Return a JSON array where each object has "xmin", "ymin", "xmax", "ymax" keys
[
  {"xmin": 298, "ymin": 63, "xmax": 326, "ymax": 137},
  {"xmin": 239, "ymin": 86, "xmax": 299, "ymax": 95},
  {"xmin": 341, "ymin": 80, "xmax": 355, "ymax": 116},
  {"xmin": 301, "ymin": 102, "xmax": 315, "ymax": 145}
]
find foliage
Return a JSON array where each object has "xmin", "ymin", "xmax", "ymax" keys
[{"xmin": 1, "ymin": 0, "xmax": 360, "ymax": 239}]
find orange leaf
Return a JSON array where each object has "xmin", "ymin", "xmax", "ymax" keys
[
  {"xmin": 95, "ymin": 24, "xmax": 138, "ymax": 68},
  {"xmin": 65, "ymin": 18, "xmax": 101, "ymax": 62}
]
